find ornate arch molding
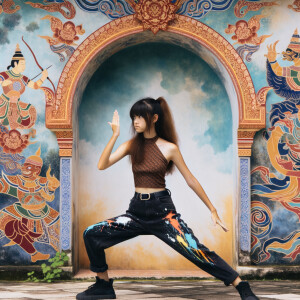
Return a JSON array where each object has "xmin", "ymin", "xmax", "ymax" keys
[{"xmin": 46, "ymin": 15, "xmax": 265, "ymax": 157}]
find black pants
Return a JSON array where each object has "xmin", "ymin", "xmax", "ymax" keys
[{"xmin": 83, "ymin": 188, "xmax": 239, "ymax": 286}]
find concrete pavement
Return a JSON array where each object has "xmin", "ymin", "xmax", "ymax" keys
[{"xmin": 0, "ymin": 279, "xmax": 300, "ymax": 300}]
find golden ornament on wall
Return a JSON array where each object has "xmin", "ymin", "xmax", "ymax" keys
[{"xmin": 130, "ymin": 0, "xmax": 178, "ymax": 34}]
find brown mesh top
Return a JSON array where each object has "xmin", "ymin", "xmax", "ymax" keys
[{"xmin": 132, "ymin": 135, "xmax": 168, "ymax": 188}]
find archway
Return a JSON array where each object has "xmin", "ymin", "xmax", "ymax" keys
[
  {"xmin": 45, "ymin": 15, "xmax": 265, "ymax": 273},
  {"xmin": 46, "ymin": 15, "xmax": 264, "ymax": 133}
]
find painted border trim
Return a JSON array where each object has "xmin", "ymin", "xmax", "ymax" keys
[{"xmin": 60, "ymin": 157, "xmax": 72, "ymax": 251}]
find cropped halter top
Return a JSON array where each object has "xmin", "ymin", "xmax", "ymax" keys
[{"xmin": 132, "ymin": 135, "xmax": 169, "ymax": 188}]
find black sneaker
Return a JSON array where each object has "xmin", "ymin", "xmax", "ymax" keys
[
  {"xmin": 235, "ymin": 281, "xmax": 260, "ymax": 300},
  {"xmin": 76, "ymin": 276, "xmax": 116, "ymax": 299}
]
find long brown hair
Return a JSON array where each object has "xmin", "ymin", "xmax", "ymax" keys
[{"xmin": 127, "ymin": 97, "xmax": 179, "ymax": 175}]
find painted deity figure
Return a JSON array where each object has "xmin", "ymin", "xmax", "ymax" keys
[
  {"xmin": 251, "ymin": 30, "xmax": 300, "ymax": 264},
  {"xmin": 0, "ymin": 44, "xmax": 48, "ymax": 130},
  {"xmin": 266, "ymin": 28, "xmax": 300, "ymax": 99},
  {"xmin": 0, "ymin": 147, "xmax": 60, "ymax": 262}
]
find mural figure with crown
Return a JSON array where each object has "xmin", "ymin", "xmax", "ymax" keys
[
  {"xmin": 0, "ymin": 44, "xmax": 48, "ymax": 131},
  {"xmin": 266, "ymin": 29, "xmax": 300, "ymax": 99},
  {"xmin": 0, "ymin": 146, "xmax": 60, "ymax": 262},
  {"xmin": 251, "ymin": 29, "xmax": 300, "ymax": 264}
]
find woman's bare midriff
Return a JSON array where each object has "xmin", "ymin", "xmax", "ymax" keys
[{"xmin": 135, "ymin": 187, "xmax": 166, "ymax": 193}]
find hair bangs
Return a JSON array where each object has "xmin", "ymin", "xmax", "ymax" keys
[{"xmin": 129, "ymin": 99, "xmax": 153, "ymax": 121}]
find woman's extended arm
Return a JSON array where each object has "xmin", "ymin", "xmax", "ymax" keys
[
  {"xmin": 170, "ymin": 144, "xmax": 229, "ymax": 232},
  {"xmin": 98, "ymin": 134, "xmax": 118, "ymax": 170},
  {"xmin": 98, "ymin": 110, "xmax": 130, "ymax": 170}
]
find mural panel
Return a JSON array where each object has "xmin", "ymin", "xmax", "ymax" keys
[
  {"xmin": 251, "ymin": 29, "xmax": 300, "ymax": 265},
  {"xmin": 0, "ymin": 30, "xmax": 60, "ymax": 265}
]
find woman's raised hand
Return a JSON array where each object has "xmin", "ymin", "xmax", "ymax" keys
[
  {"xmin": 108, "ymin": 109, "xmax": 120, "ymax": 137},
  {"xmin": 211, "ymin": 210, "xmax": 229, "ymax": 232}
]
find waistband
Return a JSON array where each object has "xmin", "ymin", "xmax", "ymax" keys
[{"xmin": 134, "ymin": 188, "xmax": 171, "ymax": 200}]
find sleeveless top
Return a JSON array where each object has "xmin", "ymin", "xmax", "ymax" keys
[{"xmin": 132, "ymin": 135, "xmax": 168, "ymax": 188}]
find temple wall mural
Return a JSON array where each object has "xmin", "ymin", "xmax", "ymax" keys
[{"xmin": 0, "ymin": 0, "xmax": 299, "ymax": 270}]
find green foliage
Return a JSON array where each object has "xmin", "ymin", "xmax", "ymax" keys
[{"xmin": 26, "ymin": 251, "xmax": 69, "ymax": 283}]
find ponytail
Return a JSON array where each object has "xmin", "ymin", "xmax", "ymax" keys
[
  {"xmin": 156, "ymin": 96, "xmax": 178, "ymax": 142},
  {"xmin": 156, "ymin": 97, "xmax": 163, "ymax": 104}
]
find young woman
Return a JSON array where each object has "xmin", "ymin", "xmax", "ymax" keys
[{"xmin": 76, "ymin": 97, "xmax": 260, "ymax": 300}]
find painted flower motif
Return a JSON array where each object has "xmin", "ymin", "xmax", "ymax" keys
[
  {"xmin": 39, "ymin": 15, "xmax": 85, "ymax": 46},
  {"xmin": 0, "ymin": 128, "xmax": 35, "ymax": 154},
  {"xmin": 135, "ymin": 0, "xmax": 177, "ymax": 34},
  {"xmin": 225, "ymin": 15, "xmax": 271, "ymax": 46},
  {"xmin": 54, "ymin": 21, "xmax": 85, "ymax": 45},
  {"xmin": 234, "ymin": 21, "xmax": 253, "ymax": 42}
]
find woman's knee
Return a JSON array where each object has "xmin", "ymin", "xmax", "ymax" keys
[
  {"xmin": 83, "ymin": 228, "xmax": 89, "ymax": 239},
  {"xmin": 83, "ymin": 224, "xmax": 98, "ymax": 239},
  {"xmin": 83, "ymin": 224, "xmax": 107, "ymax": 245}
]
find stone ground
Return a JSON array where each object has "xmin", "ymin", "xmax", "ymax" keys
[{"xmin": 0, "ymin": 280, "xmax": 300, "ymax": 300}]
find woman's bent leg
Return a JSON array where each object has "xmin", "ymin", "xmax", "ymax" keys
[
  {"xmin": 83, "ymin": 212, "xmax": 147, "ymax": 273},
  {"xmin": 150, "ymin": 211, "xmax": 239, "ymax": 286}
]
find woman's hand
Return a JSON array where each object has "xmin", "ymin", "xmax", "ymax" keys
[
  {"xmin": 108, "ymin": 109, "xmax": 120, "ymax": 137},
  {"xmin": 211, "ymin": 210, "xmax": 229, "ymax": 232}
]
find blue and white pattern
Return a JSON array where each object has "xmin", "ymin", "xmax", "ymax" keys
[
  {"xmin": 236, "ymin": 45, "xmax": 260, "ymax": 63},
  {"xmin": 60, "ymin": 157, "xmax": 72, "ymax": 250},
  {"xmin": 74, "ymin": 0, "xmax": 235, "ymax": 20},
  {"xmin": 50, "ymin": 44, "xmax": 75, "ymax": 62},
  {"xmin": 240, "ymin": 157, "xmax": 251, "ymax": 252},
  {"xmin": 177, "ymin": 0, "xmax": 234, "ymax": 20},
  {"xmin": 74, "ymin": 0, "xmax": 135, "ymax": 19}
]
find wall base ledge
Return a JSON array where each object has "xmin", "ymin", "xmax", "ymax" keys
[
  {"xmin": 0, "ymin": 265, "xmax": 73, "ymax": 281},
  {"xmin": 236, "ymin": 265, "xmax": 300, "ymax": 280}
]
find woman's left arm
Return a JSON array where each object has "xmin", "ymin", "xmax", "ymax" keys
[{"xmin": 170, "ymin": 144, "xmax": 229, "ymax": 232}]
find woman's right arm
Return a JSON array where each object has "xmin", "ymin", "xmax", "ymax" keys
[{"xmin": 97, "ymin": 110, "xmax": 131, "ymax": 170}]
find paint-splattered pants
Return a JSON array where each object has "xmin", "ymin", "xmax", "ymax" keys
[{"xmin": 83, "ymin": 188, "xmax": 240, "ymax": 286}]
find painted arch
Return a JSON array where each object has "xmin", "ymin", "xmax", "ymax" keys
[{"xmin": 45, "ymin": 15, "xmax": 265, "ymax": 156}]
